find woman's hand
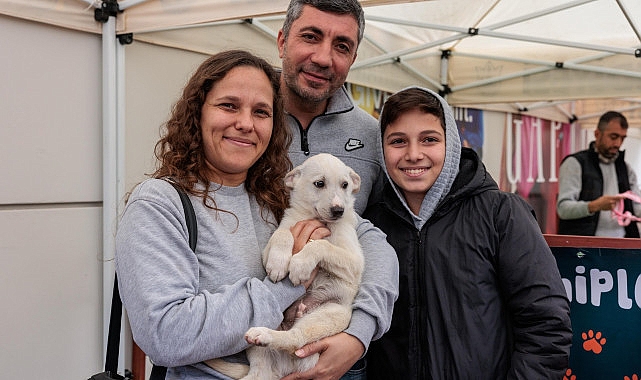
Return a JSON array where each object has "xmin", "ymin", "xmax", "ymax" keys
[
  {"xmin": 290, "ymin": 219, "xmax": 331, "ymax": 254},
  {"xmin": 280, "ymin": 332, "xmax": 365, "ymax": 380},
  {"xmin": 289, "ymin": 219, "xmax": 330, "ymax": 290}
]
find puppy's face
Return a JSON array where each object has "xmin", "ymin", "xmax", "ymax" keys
[{"xmin": 285, "ymin": 154, "xmax": 361, "ymax": 223}]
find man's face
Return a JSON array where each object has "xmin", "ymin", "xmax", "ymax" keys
[
  {"xmin": 278, "ymin": 5, "xmax": 359, "ymax": 104},
  {"xmin": 595, "ymin": 119, "xmax": 627, "ymax": 159}
]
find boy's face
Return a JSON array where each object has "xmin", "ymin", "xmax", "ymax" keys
[{"xmin": 383, "ymin": 108, "xmax": 446, "ymax": 206}]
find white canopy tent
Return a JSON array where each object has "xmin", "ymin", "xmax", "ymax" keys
[
  {"xmin": 2, "ymin": 0, "xmax": 640, "ymax": 124},
  {"xmin": 130, "ymin": 0, "xmax": 641, "ymax": 124}
]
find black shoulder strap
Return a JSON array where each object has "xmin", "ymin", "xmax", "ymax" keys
[
  {"xmin": 169, "ymin": 181, "xmax": 198, "ymax": 252},
  {"xmin": 104, "ymin": 274, "xmax": 123, "ymax": 377},
  {"xmin": 106, "ymin": 181, "xmax": 197, "ymax": 379}
]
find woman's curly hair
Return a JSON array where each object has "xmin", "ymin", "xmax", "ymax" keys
[{"xmin": 152, "ymin": 50, "xmax": 292, "ymax": 223}]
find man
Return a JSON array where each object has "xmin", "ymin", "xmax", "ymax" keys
[
  {"xmin": 279, "ymin": 0, "xmax": 383, "ymax": 214},
  {"xmin": 277, "ymin": 1, "xmax": 398, "ymax": 380},
  {"xmin": 557, "ymin": 111, "xmax": 641, "ymax": 238}
]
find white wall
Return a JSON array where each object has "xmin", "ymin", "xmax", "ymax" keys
[
  {"xmin": 123, "ymin": 42, "xmax": 207, "ymax": 191},
  {"xmin": 0, "ymin": 15, "xmax": 104, "ymax": 379}
]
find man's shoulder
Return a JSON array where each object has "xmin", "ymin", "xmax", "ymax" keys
[
  {"xmin": 328, "ymin": 87, "xmax": 378, "ymax": 123},
  {"xmin": 562, "ymin": 148, "xmax": 591, "ymax": 165},
  {"xmin": 351, "ymin": 104, "xmax": 378, "ymax": 125}
]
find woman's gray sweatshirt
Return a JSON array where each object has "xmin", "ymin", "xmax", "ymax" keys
[{"xmin": 115, "ymin": 178, "xmax": 398, "ymax": 379}]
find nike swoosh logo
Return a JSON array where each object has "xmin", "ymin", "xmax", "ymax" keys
[{"xmin": 345, "ymin": 138, "xmax": 364, "ymax": 152}]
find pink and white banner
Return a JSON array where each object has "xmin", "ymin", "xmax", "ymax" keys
[{"xmin": 500, "ymin": 114, "xmax": 581, "ymax": 234}]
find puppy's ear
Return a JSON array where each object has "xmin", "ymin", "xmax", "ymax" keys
[
  {"xmin": 284, "ymin": 167, "xmax": 302, "ymax": 189},
  {"xmin": 350, "ymin": 169, "xmax": 361, "ymax": 194}
]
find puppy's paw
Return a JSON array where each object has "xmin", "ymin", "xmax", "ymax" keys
[
  {"xmin": 264, "ymin": 248, "xmax": 291, "ymax": 282},
  {"xmin": 245, "ymin": 327, "xmax": 274, "ymax": 346},
  {"xmin": 288, "ymin": 254, "xmax": 316, "ymax": 286}
]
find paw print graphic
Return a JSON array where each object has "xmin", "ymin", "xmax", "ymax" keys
[
  {"xmin": 581, "ymin": 329, "xmax": 606, "ymax": 354},
  {"xmin": 624, "ymin": 375, "xmax": 639, "ymax": 380},
  {"xmin": 563, "ymin": 368, "xmax": 576, "ymax": 380}
]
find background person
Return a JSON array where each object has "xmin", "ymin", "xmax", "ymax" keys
[
  {"xmin": 277, "ymin": 1, "xmax": 399, "ymax": 379},
  {"xmin": 557, "ymin": 111, "xmax": 641, "ymax": 238},
  {"xmin": 364, "ymin": 86, "xmax": 572, "ymax": 379}
]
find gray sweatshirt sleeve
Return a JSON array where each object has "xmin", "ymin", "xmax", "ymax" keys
[
  {"xmin": 344, "ymin": 215, "xmax": 399, "ymax": 350},
  {"xmin": 115, "ymin": 180, "xmax": 305, "ymax": 367},
  {"xmin": 557, "ymin": 156, "xmax": 592, "ymax": 219}
]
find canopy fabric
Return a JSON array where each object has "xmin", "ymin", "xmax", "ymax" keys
[
  {"xmin": 1, "ymin": 0, "xmax": 640, "ymax": 124},
  {"xmin": 358, "ymin": 0, "xmax": 641, "ymax": 105},
  {"xmin": 0, "ymin": 0, "xmax": 100, "ymax": 33},
  {"xmin": 0, "ymin": 0, "xmax": 407, "ymax": 34}
]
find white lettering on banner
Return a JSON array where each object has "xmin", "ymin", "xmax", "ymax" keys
[
  {"xmin": 590, "ymin": 268, "xmax": 613, "ymax": 306},
  {"xmin": 549, "ymin": 121, "xmax": 564, "ymax": 182},
  {"xmin": 505, "ymin": 115, "xmax": 569, "ymax": 188},
  {"xmin": 562, "ymin": 265, "xmax": 641, "ymax": 310},
  {"xmin": 524, "ymin": 117, "xmax": 545, "ymax": 184},
  {"xmin": 453, "ymin": 107, "xmax": 473, "ymax": 122},
  {"xmin": 505, "ymin": 113, "xmax": 521, "ymax": 193},
  {"xmin": 618, "ymin": 269, "xmax": 633, "ymax": 309}
]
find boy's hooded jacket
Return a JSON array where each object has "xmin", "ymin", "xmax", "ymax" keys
[{"xmin": 364, "ymin": 87, "xmax": 572, "ymax": 379}]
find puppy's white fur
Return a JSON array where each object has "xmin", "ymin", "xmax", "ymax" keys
[{"xmin": 206, "ymin": 153, "xmax": 364, "ymax": 379}]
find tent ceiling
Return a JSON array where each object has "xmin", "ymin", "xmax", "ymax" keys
[
  {"xmin": 133, "ymin": 0, "xmax": 641, "ymax": 124},
  {"xmin": 2, "ymin": 0, "xmax": 640, "ymax": 125},
  {"xmin": 357, "ymin": 0, "xmax": 641, "ymax": 103},
  {"xmin": 0, "ymin": 0, "xmax": 411, "ymax": 34}
]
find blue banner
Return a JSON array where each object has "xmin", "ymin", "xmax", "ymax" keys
[
  {"xmin": 552, "ymin": 246, "xmax": 641, "ymax": 380},
  {"xmin": 453, "ymin": 107, "xmax": 483, "ymax": 159}
]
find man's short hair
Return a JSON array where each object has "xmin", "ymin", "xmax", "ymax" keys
[
  {"xmin": 598, "ymin": 111, "xmax": 628, "ymax": 131},
  {"xmin": 281, "ymin": 0, "xmax": 365, "ymax": 44}
]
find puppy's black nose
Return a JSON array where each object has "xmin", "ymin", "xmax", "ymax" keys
[{"xmin": 330, "ymin": 206, "xmax": 344, "ymax": 219}]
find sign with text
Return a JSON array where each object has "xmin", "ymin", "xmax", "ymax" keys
[
  {"xmin": 500, "ymin": 114, "xmax": 579, "ymax": 233},
  {"xmin": 552, "ymin": 244, "xmax": 641, "ymax": 380}
]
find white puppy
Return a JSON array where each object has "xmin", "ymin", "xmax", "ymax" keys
[
  {"xmin": 246, "ymin": 153, "xmax": 364, "ymax": 380},
  {"xmin": 205, "ymin": 153, "xmax": 364, "ymax": 379}
]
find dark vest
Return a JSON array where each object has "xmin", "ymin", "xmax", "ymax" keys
[{"xmin": 558, "ymin": 143, "xmax": 640, "ymax": 238}]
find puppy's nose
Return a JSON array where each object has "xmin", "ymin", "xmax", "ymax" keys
[{"xmin": 330, "ymin": 206, "xmax": 344, "ymax": 219}]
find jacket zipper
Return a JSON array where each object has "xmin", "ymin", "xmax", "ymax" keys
[{"xmin": 300, "ymin": 126, "xmax": 310, "ymax": 155}]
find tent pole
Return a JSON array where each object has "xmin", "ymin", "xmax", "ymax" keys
[
  {"xmin": 615, "ymin": 0, "xmax": 641, "ymax": 44},
  {"xmin": 357, "ymin": 34, "xmax": 442, "ymax": 90},
  {"xmin": 440, "ymin": 50, "xmax": 450, "ymax": 99},
  {"xmin": 118, "ymin": 0, "xmax": 151, "ymax": 11},
  {"xmin": 101, "ymin": 11, "xmax": 121, "ymax": 373},
  {"xmin": 359, "ymin": 0, "xmax": 624, "ymax": 71},
  {"xmin": 445, "ymin": 50, "xmax": 641, "ymax": 95}
]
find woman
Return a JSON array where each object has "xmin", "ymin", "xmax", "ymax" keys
[
  {"xmin": 116, "ymin": 50, "xmax": 317, "ymax": 379},
  {"xmin": 364, "ymin": 87, "xmax": 572, "ymax": 379}
]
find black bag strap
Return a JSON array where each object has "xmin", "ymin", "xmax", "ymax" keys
[
  {"xmin": 169, "ymin": 181, "xmax": 198, "ymax": 252},
  {"xmin": 105, "ymin": 181, "xmax": 197, "ymax": 379},
  {"xmin": 104, "ymin": 274, "xmax": 123, "ymax": 377}
]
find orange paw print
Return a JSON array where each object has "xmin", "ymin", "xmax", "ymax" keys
[
  {"xmin": 582, "ymin": 329, "xmax": 606, "ymax": 354},
  {"xmin": 624, "ymin": 375, "xmax": 639, "ymax": 380},
  {"xmin": 563, "ymin": 368, "xmax": 576, "ymax": 380}
]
